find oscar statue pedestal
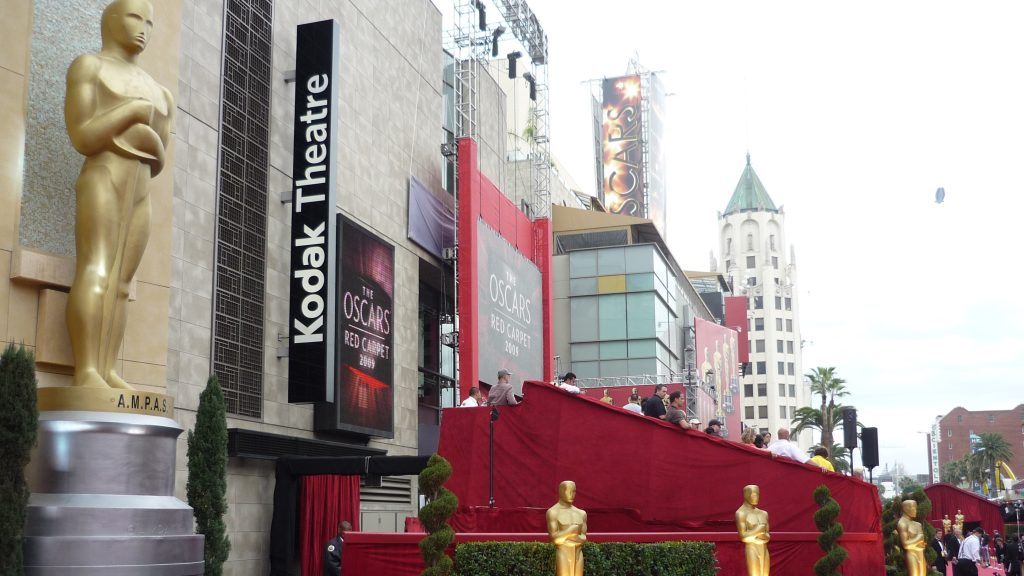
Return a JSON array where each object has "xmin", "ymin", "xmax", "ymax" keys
[{"xmin": 22, "ymin": 389, "xmax": 204, "ymax": 575}]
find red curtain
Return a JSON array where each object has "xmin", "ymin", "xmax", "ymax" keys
[{"xmin": 299, "ymin": 474, "xmax": 361, "ymax": 576}]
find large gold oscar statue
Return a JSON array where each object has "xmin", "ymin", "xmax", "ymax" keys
[
  {"xmin": 735, "ymin": 484, "xmax": 771, "ymax": 576},
  {"xmin": 954, "ymin": 509, "xmax": 965, "ymax": 535},
  {"xmin": 942, "ymin": 514, "xmax": 952, "ymax": 535},
  {"xmin": 897, "ymin": 500, "xmax": 927, "ymax": 576},
  {"xmin": 65, "ymin": 0, "xmax": 173, "ymax": 389},
  {"xmin": 547, "ymin": 480, "xmax": 587, "ymax": 576}
]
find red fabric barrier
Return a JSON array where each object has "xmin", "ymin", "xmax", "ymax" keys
[
  {"xmin": 924, "ymin": 483, "xmax": 1005, "ymax": 533},
  {"xmin": 299, "ymin": 475, "xmax": 360, "ymax": 576},
  {"xmin": 343, "ymin": 530, "xmax": 882, "ymax": 576},
  {"xmin": 437, "ymin": 380, "xmax": 885, "ymax": 573}
]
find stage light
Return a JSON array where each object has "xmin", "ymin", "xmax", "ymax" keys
[
  {"xmin": 476, "ymin": 1, "xmax": 487, "ymax": 31},
  {"xmin": 491, "ymin": 25, "xmax": 505, "ymax": 57},
  {"xmin": 523, "ymin": 71, "xmax": 536, "ymax": 101},
  {"xmin": 507, "ymin": 51, "xmax": 522, "ymax": 78}
]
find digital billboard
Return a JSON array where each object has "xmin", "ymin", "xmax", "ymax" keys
[
  {"xmin": 477, "ymin": 219, "xmax": 543, "ymax": 394},
  {"xmin": 334, "ymin": 216, "xmax": 394, "ymax": 437},
  {"xmin": 695, "ymin": 318, "xmax": 740, "ymax": 439},
  {"xmin": 600, "ymin": 75, "xmax": 645, "ymax": 219}
]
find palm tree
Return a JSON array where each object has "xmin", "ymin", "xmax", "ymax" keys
[
  {"xmin": 941, "ymin": 459, "xmax": 969, "ymax": 486},
  {"xmin": 805, "ymin": 367, "xmax": 849, "ymax": 449},
  {"xmin": 973, "ymin": 433, "xmax": 1013, "ymax": 492},
  {"xmin": 791, "ymin": 404, "xmax": 849, "ymax": 447}
]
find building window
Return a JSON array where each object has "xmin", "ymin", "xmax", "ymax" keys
[
  {"xmin": 756, "ymin": 361, "xmax": 766, "ymax": 375},
  {"xmin": 786, "ymin": 319, "xmax": 793, "ymax": 331},
  {"xmin": 758, "ymin": 405, "xmax": 768, "ymax": 419},
  {"xmin": 775, "ymin": 296, "xmax": 782, "ymax": 309},
  {"xmin": 772, "ymin": 256, "xmax": 779, "ymax": 269},
  {"xmin": 747, "ymin": 233, "xmax": 754, "ymax": 251},
  {"xmin": 787, "ymin": 362, "xmax": 795, "ymax": 375},
  {"xmin": 778, "ymin": 383, "xmax": 786, "ymax": 396},
  {"xmin": 776, "ymin": 340, "xmax": 783, "ymax": 353},
  {"xmin": 212, "ymin": 0, "xmax": 275, "ymax": 419},
  {"xmin": 726, "ymin": 238, "xmax": 733, "ymax": 255},
  {"xmin": 785, "ymin": 297, "xmax": 792, "ymax": 310},
  {"xmin": 747, "ymin": 276, "xmax": 757, "ymax": 286},
  {"xmin": 757, "ymin": 382, "xmax": 767, "ymax": 396},
  {"xmin": 780, "ymin": 406, "xmax": 788, "ymax": 419},
  {"xmin": 988, "ymin": 414, "xmax": 995, "ymax": 423},
  {"xmin": 745, "ymin": 406, "xmax": 755, "ymax": 419},
  {"xmin": 789, "ymin": 406, "xmax": 795, "ymax": 419},
  {"xmin": 957, "ymin": 415, "xmax": 963, "ymax": 423},
  {"xmin": 947, "ymin": 429, "xmax": 952, "ymax": 437},
  {"xmin": 948, "ymin": 443, "xmax": 952, "ymax": 450},
  {"xmin": 755, "ymin": 340, "xmax": 765, "ymax": 353},
  {"xmin": 746, "ymin": 256, "xmax": 756, "ymax": 268},
  {"xmin": 744, "ymin": 384, "xmax": 754, "ymax": 397},
  {"xmin": 754, "ymin": 297, "xmax": 763, "ymax": 310},
  {"xmin": 786, "ymin": 341, "xmax": 794, "ymax": 353},
  {"xmin": 755, "ymin": 318, "xmax": 764, "ymax": 331},
  {"xmin": 770, "ymin": 234, "xmax": 776, "ymax": 250},
  {"xmin": 788, "ymin": 384, "xmax": 795, "ymax": 397},
  {"xmin": 775, "ymin": 318, "xmax": 783, "ymax": 330}
]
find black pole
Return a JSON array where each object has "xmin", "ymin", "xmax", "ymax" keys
[
  {"xmin": 489, "ymin": 406, "xmax": 499, "ymax": 508},
  {"xmin": 848, "ymin": 447, "xmax": 855, "ymax": 475}
]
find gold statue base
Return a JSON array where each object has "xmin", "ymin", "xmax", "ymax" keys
[{"xmin": 38, "ymin": 386, "xmax": 174, "ymax": 417}]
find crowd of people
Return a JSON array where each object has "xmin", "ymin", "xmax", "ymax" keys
[{"xmin": 935, "ymin": 525, "xmax": 1022, "ymax": 576}]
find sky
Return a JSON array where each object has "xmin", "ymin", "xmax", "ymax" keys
[{"xmin": 436, "ymin": 1, "xmax": 1024, "ymax": 476}]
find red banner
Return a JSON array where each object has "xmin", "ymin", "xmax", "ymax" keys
[{"xmin": 695, "ymin": 318, "xmax": 740, "ymax": 439}]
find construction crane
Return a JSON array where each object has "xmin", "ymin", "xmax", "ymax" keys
[{"xmin": 995, "ymin": 460, "xmax": 1018, "ymax": 491}]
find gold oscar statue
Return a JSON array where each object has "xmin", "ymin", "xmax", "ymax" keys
[
  {"xmin": 897, "ymin": 500, "xmax": 927, "ymax": 576},
  {"xmin": 547, "ymin": 480, "xmax": 587, "ymax": 576},
  {"xmin": 735, "ymin": 484, "xmax": 770, "ymax": 576},
  {"xmin": 954, "ymin": 509, "xmax": 964, "ymax": 535},
  {"xmin": 65, "ymin": 0, "xmax": 173, "ymax": 389},
  {"xmin": 942, "ymin": 514, "xmax": 952, "ymax": 535}
]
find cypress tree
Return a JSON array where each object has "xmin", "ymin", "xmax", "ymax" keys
[
  {"xmin": 812, "ymin": 484, "xmax": 848, "ymax": 576},
  {"xmin": 0, "ymin": 344, "xmax": 38, "ymax": 576},
  {"xmin": 186, "ymin": 375, "xmax": 230, "ymax": 575},
  {"xmin": 418, "ymin": 454, "xmax": 458, "ymax": 576}
]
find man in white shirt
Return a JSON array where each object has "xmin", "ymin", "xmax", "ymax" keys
[
  {"xmin": 622, "ymin": 393, "xmax": 643, "ymax": 414},
  {"xmin": 460, "ymin": 387, "xmax": 482, "ymax": 407},
  {"xmin": 956, "ymin": 527, "xmax": 983, "ymax": 576},
  {"xmin": 767, "ymin": 428, "xmax": 810, "ymax": 464},
  {"xmin": 557, "ymin": 372, "xmax": 581, "ymax": 394}
]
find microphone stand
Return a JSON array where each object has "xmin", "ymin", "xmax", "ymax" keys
[{"xmin": 489, "ymin": 406, "xmax": 499, "ymax": 508}]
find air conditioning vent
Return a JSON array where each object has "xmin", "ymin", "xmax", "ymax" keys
[{"xmin": 361, "ymin": 476, "xmax": 413, "ymax": 504}]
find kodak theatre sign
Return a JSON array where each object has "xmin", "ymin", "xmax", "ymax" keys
[{"xmin": 288, "ymin": 20, "xmax": 339, "ymax": 403}]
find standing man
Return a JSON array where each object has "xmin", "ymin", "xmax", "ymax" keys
[
  {"xmin": 622, "ymin": 393, "xmax": 643, "ymax": 414},
  {"xmin": 558, "ymin": 372, "xmax": 581, "ymax": 394},
  {"xmin": 931, "ymin": 528, "xmax": 948, "ymax": 575},
  {"xmin": 705, "ymin": 419, "xmax": 723, "ymax": 437},
  {"xmin": 642, "ymin": 384, "xmax": 668, "ymax": 419},
  {"xmin": 488, "ymin": 369, "xmax": 518, "ymax": 406},
  {"xmin": 323, "ymin": 520, "xmax": 352, "ymax": 576},
  {"xmin": 665, "ymin": 391, "xmax": 692, "ymax": 430},
  {"xmin": 957, "ymin": 527, "xmax": 984, "ymax": 576},
  {"xmin": 945, "ymin": 526, "xmax": 962, "ymax": 573},
  {"xmin": 767, "ymin": 428, "xmax": 810, "ymax": 464},
  {"xmin": 460, "ymin": 387, "xmax": 482, "ymax": 407}
]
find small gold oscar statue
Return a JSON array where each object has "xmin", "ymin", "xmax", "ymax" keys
[
  {"xmin": 954, "ymin": 509, "xmax": 964, "ymax": 535},
  {"xmin": 735, "ymin": 484, "xmax": 770, "ymax": 576},
  {"xmin": 547, "ymin": 480, "xmax": 587, "ymax": 576},
  {"xmin": 896, "ymin": 500, "xmax": 927, "ymax": 576},
  {"xmin": 65, "ymin": 0, "xmax": 174, "ymax": 389},
  {"xmin": 942, "ymin": 514, "xmax": 952, "ymax": 535}
]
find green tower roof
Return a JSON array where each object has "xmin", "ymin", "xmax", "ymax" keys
[{"xmin": 723, "ymin": 154, "xmax": 778, "ymax": 215}]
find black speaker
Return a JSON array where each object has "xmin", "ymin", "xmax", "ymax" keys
[
  {"xmin": 842, "ymin": 407, "xmax": 858, "ymax": 449},
  {"xmin": 861, "ymin": 427, "xmax": 879, "ymax": 469}
]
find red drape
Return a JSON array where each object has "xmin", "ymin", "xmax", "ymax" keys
[
  {"xmin": 924, "ymin": 483, "xmax": 1005, "ymax": 533},
  {"xmin": 436, "ymin": 380, "xmax": 885, "ymax": 574},
  {"xmin": 299, "ymin": 474, "xmax": 361, "ymax": 576}
]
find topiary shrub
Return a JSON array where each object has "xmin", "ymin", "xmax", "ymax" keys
[
  {"xmin": 419, "ymin": 454, "xmax": 458, "ymax": 576},
  {"xmin": 0, "ymin": 344, "xmax": 39, "ymax": 576},
  {"xmin": 882, "ymin": 488, "xmax": 941, "ymax": 576},
  {"xmin": 454, "ymin": 541, "xmax": 717, "ymax": 576},
  {"xmin": 813, "ymin": 484, "xmax": 847, "ymax": 575},
  {"xmin": 186, "ymin": 375, "xmax": 230, "ymax": 576}
]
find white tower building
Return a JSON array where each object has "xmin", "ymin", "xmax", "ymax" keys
[{"xmin": 717, "ymin": 155, "xmax": 811, "ymax": 447}]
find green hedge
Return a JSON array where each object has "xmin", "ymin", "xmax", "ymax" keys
[{"xmin": 454, "ymin": 541, "xmax": 717, "ymax": 576}]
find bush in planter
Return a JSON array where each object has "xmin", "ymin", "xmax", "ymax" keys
[
  {"xmin": 0, "ymin": 344, "xmax": 39, "ymax": 576},
  {"xmin": 418, "ymin": 454, "xmax": 458, "ymax": 576},
  {"xmin": 454, "ymin": 541, "xmax": 717, "ymax": 576},
  {"xmin": 812, "ymin": 484, "xmax": 847, "ymax": 575},
  {"xmin": 186, "ymin": 375, "xmax": 230, "ymax": 576}
]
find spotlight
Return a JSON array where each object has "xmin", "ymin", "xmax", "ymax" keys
[
  {"xmin": 506, "ymin": 51, "xmax": 521, "ymax": 78},
  {"xmin": 491, "ymin": 25, "xmax": 505, "ymax": 57},
  {"xmin": 523, "ymin": 71, "xmax": 536, "ymax": 101},
  {"xmin": 476, "ymin": 1, "xmax": 487, "ymax": 31}
]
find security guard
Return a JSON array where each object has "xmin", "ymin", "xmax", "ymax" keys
[{"xmin": 323, "ymin": 520, "xmax": 352, "ymax": 576}]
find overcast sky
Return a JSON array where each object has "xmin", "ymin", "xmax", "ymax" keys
[{"xmin": 437, "ymin": 1, "xmax": 1024, "ymax": 475}]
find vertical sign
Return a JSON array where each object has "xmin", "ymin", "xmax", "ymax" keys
[
  {"xmin": 600, "ymin": 75, "xmax": 645, "ymax": 218},
  {"xmin": 647, "ymin": 73, "xmax": 667, "ymax": 237},
  {"xmin": 288, "ymin": 20, "xmax": 339, "ymax": 403},
  {"xmin": 335, "ymin": 217, "xmax": 394, "ymax": 437}
]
